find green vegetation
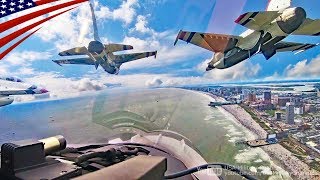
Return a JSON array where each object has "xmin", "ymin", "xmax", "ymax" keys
[
  {"xmin": 266, "ymin": 110, "xmax": 275, "ymax": 117},
  {"xmin": 240, "ymin": 104, "xmax": 275, "ymax": 133},
  {"xmin": 279, "ymin": 138, "xmax": 308, "ymax": 157},
  {"xmin": 280, "ymin": 137, "xmax": 320, "ymax": 172}
]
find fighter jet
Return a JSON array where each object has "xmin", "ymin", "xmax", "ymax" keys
[
  {"xmin": 174, "ymin": 0, "xmax": 319, "ymax": 71},
  {"xmin": 53, "ymin": 2, "xmax": 157, "ymax": 75},
  {"xmin": 0, "ymin": 77, "xmax": 49, "ymax": 107}
]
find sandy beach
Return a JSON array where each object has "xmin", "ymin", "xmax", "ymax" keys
[{"xmin": 208, "ymin": 93, "xmax": 320, "ymax": 180}]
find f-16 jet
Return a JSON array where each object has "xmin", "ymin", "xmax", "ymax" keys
[
  {"xmin": 0, "ymin": 77, "xmax": 49, "ymax": 107},
  {"xmin": 174, "ymin": 0, "xmax": 319, "ymax": 71},
  {"xmin": 53, "ymin": 2, "xmax": 157, "ymax": 75}
]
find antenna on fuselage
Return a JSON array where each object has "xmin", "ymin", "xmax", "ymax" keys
[{"xmin": 89, "ymin": 0, "xmax": 101, "ymax": 42}]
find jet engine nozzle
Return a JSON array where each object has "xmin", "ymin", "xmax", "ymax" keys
[
  {"xmin": 88, "ymin": 41, "xmax": 105, "ymax": 54},
  {"xmin": 277, "ymin": 7, "xmax": 306, "ymax": 34}
]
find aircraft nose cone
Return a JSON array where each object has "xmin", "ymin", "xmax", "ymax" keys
[{"xmin": 206, "ymin": 65, "xmax": 214, "ymax": 71}]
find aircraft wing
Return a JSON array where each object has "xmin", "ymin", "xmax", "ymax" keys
[
  {"xmin": 235, "ymin": 11, "xmax": 280, "ymax": 30},
  {"xmin": 291, "ymin": 18, "xmax": 320, "ymax": 36},
  {"xmin": 174, "ymin": 30, "xmax": 242, "ymax": 52},
  {"xmin": 275, "ymin": 41, "xmax": 319, "ymax": 53},
  {"xmin": 114, "ymin": 51, "xmax": 157, "ymax": 64},
  {"xmin": 53, "ymin": 58, "xmax": 95, "ymax": 66},
  {"xmin": 0, "ymin": 89, "xmax": 46, "ymax": 96},
  {"xmin": 58, "ymin": 46, "xmax": 88, "ymax": 56},
  {"xmin": 105, "ymin": 44, "xmax": 134, "ymax": 53}
]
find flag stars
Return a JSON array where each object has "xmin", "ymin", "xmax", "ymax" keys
[
  {"xmin": 19, "ymin": 0, "xmax": 24, "ymax": 3},
  {"xmin": 9, "ymin": 7, "xmax": 14, "ymax": 12},
  {"xmin": 18, "ymin": 5, "xmax": 24, "ymax": 9},
  {"xmin": 1, "ymin": 0, "xmax": 6, "ymax": 3},
  {"xmin": 0, "ymin": 10, "xmax": 5, "ymax": 15},
  {"xmin": 9, "ymin": 2, "xmax": 15, "ymax": 6},
  {"xmin": 27, "ymin": 2, "xmax": 33, "ymax": 6},
  {"xmin": 1, "ymin": 4, "xmax": 6, "ymax": 9}
]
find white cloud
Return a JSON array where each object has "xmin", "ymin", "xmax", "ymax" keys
[
  {"xmin": 263, "ymin": 72, "xmax": 281, "ymax": 81},
  {"xmin": 112, "ymin": 0, "xmax": 138, "ymax": 25},
  {"xmin": 34, "ymin": 0, "xmax": 139, "ymax": 52},
  {"xmin": 25, "ymin": 72, "xmax": 106, "ymax": 98},
  {"xmin": 145, "ymin": 77, "xmax": 163, "ymax": 87},
  {"xmin": 197, "ymin": 59, "xmax": 261, "ymax": 81},
  {"xmin": 131, "ymin": 15, "xmax": 153, "ymax": 34},
  {"xmin": 120, "ymin": 35, "xmax": 207, "ymax": 70},
  {"xmin": 95, "ymin": 0, "xmax": 138, "ymax": 25},
  {"xmin": 0, "ymin": 64, "xmax": 9, "ymax": 76},
  {"xmin": 3, "ymin": 51, "xmax": 52, "ymax": 65},
  {"xmin": 72, "ymin": 78, "xmax": 104, "ymax": 91},
  {"xmin": 35, "ymin": 3, "xmax": 93, "ymax": 51},
  {"xmin": 17, "ymin": 67, "xmax": 35, "ymax": 75},
  {"xmin": 285, "ymin": 56, "xmax": 320, "ymax": 78}
]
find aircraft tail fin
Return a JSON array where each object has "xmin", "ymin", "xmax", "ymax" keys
[
  {"xmin": 261, "ymin": 48, "xmax": 276, "ymax": 60},
  {"xmin": 266, "ymin": 0, "xmax": 291, "ymax": 11},
  {"xmin": 28, "ymin": 85, "xmax": 37, "ymax": 90},
  {"xmin": 89, "ymin": 1, "xmax": 101, "ymax": 42}
]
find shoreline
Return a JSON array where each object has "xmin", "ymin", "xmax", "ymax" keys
[{"xmin": 204, "ymin": 92, "xmax": 320, "ymax": 180}]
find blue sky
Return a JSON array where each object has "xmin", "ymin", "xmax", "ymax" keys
[{"xmin": 1, "ymin": 0, "xmax": 320, "ymax": 97}]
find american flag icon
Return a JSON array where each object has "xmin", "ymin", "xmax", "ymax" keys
[{"xmin": 0, "ymin": 0, "xmax": 88, "ymax": 60}]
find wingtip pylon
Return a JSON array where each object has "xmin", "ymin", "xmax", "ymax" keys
[
  {"xmin": 174, "ymin": 30, "xmax": 183, "ymax": 46},
  {"xmin": 52, "ymin": 60, "xmax": 62, "ymax": 66},
  {"xmin": 95, "ymin": 62, "xmax": 99, "ymax": 69}
]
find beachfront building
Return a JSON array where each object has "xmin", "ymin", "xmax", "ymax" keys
[
  {"xmin": 248, "ymin": 93, "xmax": 256, "ymax": 102},
  {"xmin": 263, "ymin": 91, "xmax": 272, "ymax": 104},
  {"xmin": 286, "ymin": 102, "xmax": 295, "ymax": 125}
]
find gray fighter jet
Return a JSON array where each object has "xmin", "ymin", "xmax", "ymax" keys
[{"xmin": 53, "ymin": 2, "xmax": 157, "ymax": 75}]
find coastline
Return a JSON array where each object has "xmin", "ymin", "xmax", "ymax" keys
[{"xmin": 204, "ymin": 92, "xmax": 320, "ymax": 180}]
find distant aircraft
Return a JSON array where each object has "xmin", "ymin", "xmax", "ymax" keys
[
  {"xmin": 53, "ymin": 2, "xmax": 157, "ymax": 75},
  {"xmin": 174, "ymin": 0, "xmax": 319, "ymax": 71},
  {"xmin": 0, "ymin": 77, "xmax": 23, "ymax": 83},
  {"xmin": 0, "ymin": 78, "xmax": 49, "ymax": 107}
]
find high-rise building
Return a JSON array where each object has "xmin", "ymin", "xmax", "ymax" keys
[
  {"xmin": 286, "ymin": 102, "xmax": 294, "ymax": 125},
  {"xmin": 239, "ymin": 94, "xmax": 244, "ymax": 101},
  {"xmin": 242, "ymin": 89, "xmax": 250, "ymax": 99},
  {"xmin": 248, "ymin": 93, "xmax": 256, "ymax": 102},
  {"xmin": 263, "ymin": 91, "xmax": 272, "ymax": 104},
  {"xmin": 277, "ymin": 97, "xmax": 291, "ymax": 107}
]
